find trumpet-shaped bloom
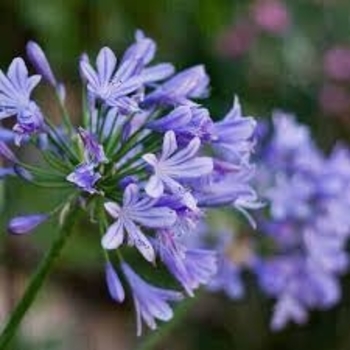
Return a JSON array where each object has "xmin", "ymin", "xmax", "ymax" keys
[
  {"xmin": 143, "ymin": 131, "xmax": 213, "ymax": 205},
  {"xmin": 155, "ymin": 230, "xmax": 217, "ymax": 296},
  {"xmin": 80, "ymin": 47, "xmax": 141, "ymax": 112},
  {"xmin": 0, "ymin": 58, "xmax": 44, "ymax": 140},
  {"xmin": 213, "ymin": 96, "xmax": 256, "ymax": 164},
  {"xmin": 121, "ymin": 262, "xmax": 183, "ymax": 336},
  {"xmin": 102, "ymin": 184, "xmax": 176, "ymax": 262},
  {"xmin": 143, "ymin": 65, "xmax": 209, "ymax": 106},
  {"xmin": 148, "ymin": 106, "xmax": 215, "ymax": 144},
  {"xmin": 78, "ymin": 127, "xmax": 107, "ymax": 164},
  {"xmin": 122, "ymin": 30, "xmax": 175, "ymax": 84},
  {"xmin": 66, "ymin": 163, "xmax": 101, "ymax": 194}
]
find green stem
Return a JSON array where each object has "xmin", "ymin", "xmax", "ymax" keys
[
  {"xmin": 0, "ymin": 205, "xmax": 79, "ymax": 349},
  {"xmin": 136, "ymin": 293, "xmax": 201, "ymax": 350}
]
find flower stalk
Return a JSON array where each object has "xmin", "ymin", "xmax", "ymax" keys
[{"xmin": 0, "ymin": 205, "xmax": 79, "ymax": 349}]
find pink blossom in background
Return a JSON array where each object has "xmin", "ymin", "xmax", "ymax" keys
[
  {"xmin": 251, "ymin": 0, "xmax": 290, "ymax": 35},
  {"xmin": 323, "ymin": 47, "xmax": 350, "ymax": 81},
  {"xmin": 216, "ymin": 20, "xmax": 258, "ymax": 58},
  {"xmin": 318, "ymin": 83, "xmax": 350, "ymax": 116}
]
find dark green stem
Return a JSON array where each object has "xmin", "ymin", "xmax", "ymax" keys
[
  {"xmin": 0, "ymin": 206, "xmax": 79, "ymax": 349},
  {"xmin": 136, "ymin": 293, "xmax": 201, "ymax": 350}
]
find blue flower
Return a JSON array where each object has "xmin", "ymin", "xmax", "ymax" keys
[
  {"xmin": 213, "ymin": 96, "xmax": 256, "ymax": 164},
  {"xmin": 80, "ymin": 47, "xmax": 141, "ymax": 113},
  {"xmin": 102, "ymin": 184, "xmax": 177, "ymax": 262},
  {"xmin": 197, "ymin": 164, "xmax": 262, "ymax": 228},
  {"xmin": 78, "ymin": 127, "xmax": 107, "ymax": 164},
  {"xmin": 155, "ymin": 230, "xmax": 217, "ymax": 296},
  {"xmin": 271, "ymin": 294, "xmax": 307, "ymax": 331},
  {"xmin": 252, "ymin": 112, "xmax": 350, "ymax": 329},
  {"xmin": 1, "ymin": 31, "xmax": 261, "ymax": 335},
  {"xmin": 143, "ymin": 65, "xmax": 209, "ymax": 107},
  {"xmin": 121, "ymin": 262, "xmax": 183, "ymax": 336},
  {"xmin": 66, "ymin": 163, "xmax": 101, "ymax": 194},
  {"xmin": 143, "ymin": 131, "xmax": 213, "ymax": 208},
  {"xmin": 122, "ymin": 30, "xmax": 175, "ymax": 85},
  {"xmin": 0, "ymin": 58, "xmax": 44, "ymax": 141},
  {"xmin": 147, "ymin": 106, "xmax": 216, "ymax": 143}
]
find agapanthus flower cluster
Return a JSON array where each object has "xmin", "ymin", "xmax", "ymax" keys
[
  {"xmin": 255, "ymin": 112, "xmax": 350, "ymax": 330},
  {"xmin": 196, "ymin": 111, "xmax": 350, "ymax": 331},
  {"xmin": 1, "ymin": 31, "xmax": 258, "ymax": 335}
]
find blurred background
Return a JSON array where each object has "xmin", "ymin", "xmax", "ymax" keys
[{"xmin": 2, "ymin": 0, "xmax": 350, "ymax": 349}]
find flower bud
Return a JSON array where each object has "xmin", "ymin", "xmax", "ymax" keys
[
  {"xmin": 8, "ymin": 214, "xmax": 48, "ymax": 235},
  {"xmin": 26, "ymin": 41, "xmax": 57, "ymax": 86},
  {"xmin": 105, "ymin": 262, "xmax": 125, "ymax": 302}
]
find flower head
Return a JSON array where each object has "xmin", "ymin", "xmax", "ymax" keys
[
  {"xmin": 3, "ymin": 31, "xmax": 259, "ymax": 335},
  {"xmin": 253, "ymin": 113, "xmax": 350, "ymax": 329}
]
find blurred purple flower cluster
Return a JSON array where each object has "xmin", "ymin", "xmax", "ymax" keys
[
  {"xmin": 256, "ymin": 112, "xmax": 350, "ymax": 329},
  {"xmin": 193, "ymin": 111, "xmax": 350, "ymax": 330}
]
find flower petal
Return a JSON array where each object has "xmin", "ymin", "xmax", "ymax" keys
[
  {"xmin": 101, "ymin": 220, "xmax": 124, "ymax": 250},
  {"xmin": 145, "ymin": 174, "xmax": 164, "ymax": 198}
]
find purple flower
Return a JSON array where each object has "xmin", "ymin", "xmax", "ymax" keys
[
  {"xmin": 143, "ymin": 131, "xmax": 213, "ymax": 208},
  {"xmin": 143, "ymin": 65, "xmax": 209, "ymax": 106},
  {"xmin": 66, "ymin": 163, "xmax": 101, "ymax": 194},
  {"xmin": 148, "ymin": 106, "xmax": 216, "ymax": 143},
  {"xmin": 105, "ymin": 262, "xmax": 125, "ymax": 302},
  {"xmin": 197, "ymin": 164, "xmax": 262, "ymax": 225},
  {"xmin": 102, "ymin": 184, "xmax": 176, "ymax": 262},
  {"xmin": 155, "ymin": 230, "xmax": 217, "ymax": 296},
  {"xmin": 253, "ymin": 112, "xmax": 350, "ymax": 329},
  {"xmin": 26, "ymin": 41, "xmax": 57, "ymax": 87},
  {"xmin": 263, "ymin": 111, "xmax": 321, "ymax": 172},
  {"xmin": 121, "ymin": 262, "xmax": 183, "ymax": 336},
  {"xmin": 0, "ymin": 58, "xmax": 44, "ymax": 140},
  {"xmin": 122, "ymin": 30, "xmax": 175, "ymax": 85},
  {"xmin": 8, "ymin": 214, "xmax": 48, "ymax": 234},
  {"xmin": 78, "ymin": 127, "xmax": 107, "ymax": 164},
  {"xmin": 80, "ymin": 47, "xmax": 141, "ymax": 113},
  {"xmin": 271, "ymin": 294, "xmax": 307, "ymax": 331},
  {"xmin": 213, "ymin": 96, "xmax": 256, "ymax": 164}
]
